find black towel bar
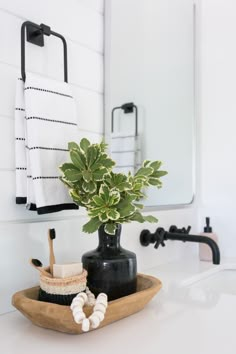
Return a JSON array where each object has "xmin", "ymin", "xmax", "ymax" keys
[
  {"xmin": 111, "ymin": 102, "xmax": 138, "ymax": 136},
  {"xmin": 21, "ymin": 21, "xmax": 68, "ymax": 82}
]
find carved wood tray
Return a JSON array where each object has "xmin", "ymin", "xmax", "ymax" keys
[{"xmin": 12, "ymin": 273, "xmax": 162, "ymax": 334}]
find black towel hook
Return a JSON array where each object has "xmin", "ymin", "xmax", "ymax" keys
[
  {"xmin": 111, "ymin": 102, "xmax": 138, "ymax": 136},
  {"xmin": 21, "ymin": 21, "xmax": 68, "ymax": 82}
]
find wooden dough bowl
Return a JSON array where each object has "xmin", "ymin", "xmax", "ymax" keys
[{"xmin": 12, "ymin": 273, "xmax": 162, "ymax": 334}]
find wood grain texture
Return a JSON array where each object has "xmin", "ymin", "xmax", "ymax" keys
[{"xmin": 12, "ymin": 273, "xmax": 162, "ymax": 334}]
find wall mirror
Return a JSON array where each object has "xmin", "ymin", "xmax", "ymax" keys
[{"xmin": 104, "ymin": 0, "xmax": 195, "ymax": 207}]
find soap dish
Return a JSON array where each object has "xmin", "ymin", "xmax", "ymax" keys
[{"xmin": 12, "ymin": 273, "xmax": 162, "ymax": 334}]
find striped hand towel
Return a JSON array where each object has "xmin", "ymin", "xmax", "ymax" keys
[
  {"xmin": 15, "ymin": 72, "xmax": 78, "ymax": 214},
  {"xmin": 111, "ymin": 132, "xmax": 141, "ymax": 175}
]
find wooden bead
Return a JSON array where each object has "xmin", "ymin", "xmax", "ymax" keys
[
  {"xmin": 97, "ymin": 293, "xmax": 108, "ymax": 301},
  {"xmin": 70, "ymin": 302, "xmax": 78, "ymax": 310},
  {"xmin": 96, "ymin": 298, "xmax": 108, "ymax": 308},
  {"xmin": 77, "ymin": 292, "xmax": 88, "ymax": 302},
  {"xmin": 72, "ymin": 297, "xmax": 84, "ymax": 307},
  {"xmin": 86, "ymin": 299, "xmax": 96, "ymax": 306},
  {"xmin": 93, "ymin": 310, "xmax": 104, "ymax": 322},
  {"xmin": 74, "ymin": 311, "xmax": 86, "ymax": 324},
  {"xmin": 82, "ymin": 318, "xmax": 90, "ymax": 332},
  {"xmin": 89, "ymin": 314, "xmax": 100, "ymax": 329},
  {"xmin": 73, "ymin": 307, "xmax": 84, "ymax": 317},
  {"xmin": 94, "ymin": 303, "xmax": 106, "ymax": 313},
  {"xmin": 70, "ymin": 300, "xmax": 84, "ymax": 310}
]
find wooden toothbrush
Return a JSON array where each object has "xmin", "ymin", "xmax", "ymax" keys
[{"xmin": 48, "ymin": 228, "xmax": 56, "ymax": 276}]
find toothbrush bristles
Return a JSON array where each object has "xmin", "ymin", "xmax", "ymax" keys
[{"xmin": 49, "ymin": 228, "xmax": 56, "ymax": 239}]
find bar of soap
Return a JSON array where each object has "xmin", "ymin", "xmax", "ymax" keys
[{"xmin": 53, "ymin": 263, "xmax": 83, "ymax": 278}]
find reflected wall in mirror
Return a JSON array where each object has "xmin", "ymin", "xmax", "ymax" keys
[{"xmin": 105, "ymin": 0, "xmax": 195, "ymax": 207}]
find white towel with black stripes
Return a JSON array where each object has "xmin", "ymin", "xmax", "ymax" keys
[
  {"xmin": 15, "ymin": 72, "xmax": 78, "ymax": 214},
  {"xmin": 110, "ymin": 132, "xmax": 141, "ymax": 175}
]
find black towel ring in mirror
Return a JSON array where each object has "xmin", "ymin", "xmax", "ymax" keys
[
  {"xmin": 111, "ymin": 102, "xmax": 138, "ymax": 136},
  {"xmin": 21, "ymin": 21, "xmax": 68, "ymax": 82}
]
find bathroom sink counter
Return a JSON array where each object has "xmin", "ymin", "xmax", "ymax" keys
[{"xmin": 0, "ymin": 259, "xmax": 235, "ymax": 354}]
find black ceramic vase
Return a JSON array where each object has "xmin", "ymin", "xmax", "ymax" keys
[{"xmin": 82, "ymin": 224, "xmax": 137, "ymax": 301}]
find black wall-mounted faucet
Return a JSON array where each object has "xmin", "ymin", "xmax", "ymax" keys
[{"xmin": 140, "ymin": 225, "xmax": 220, "ymax": 265}]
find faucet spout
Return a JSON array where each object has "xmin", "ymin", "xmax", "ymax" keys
[{"xmin": 164, "ymin": 233, "xmax": 220, "ymax": 265}]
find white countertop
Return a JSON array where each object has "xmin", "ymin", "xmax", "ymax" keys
[{"xmin": 1, "ymin": 259, "xmax": 236, "ymax": 354}]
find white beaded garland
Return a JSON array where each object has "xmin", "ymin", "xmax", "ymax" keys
[{"xmin": 70, "ymin": 289, "xmax": 108, "ymax": 332}]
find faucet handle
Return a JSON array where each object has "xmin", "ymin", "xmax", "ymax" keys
[
  {"xmin": 185, "ymin": 226, "xmax": 191, "ymax": 234},
  {"xmin": 169, "ymin": 225, "xmax": 191, "ymax": 234},
  {"xmin": 139, "ymin": 227, "xmax": 166, "ymax": 249},
  {"xmin": 154, "ymin": 228, "xmax": 166, "ymax": 249}
]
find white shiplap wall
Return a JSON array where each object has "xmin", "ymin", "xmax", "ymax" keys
[
  {"xmin": 0, "ymin": 0, "xmax": 104, "ymax": 221},
  {"xmin": 0, "ymin": 0, "xmax": 104, "ymax": 313}
]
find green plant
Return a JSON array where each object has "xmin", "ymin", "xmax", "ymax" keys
[{"xmin": 59, "ymin": 138, "xmax": 167, "ymax": 235}]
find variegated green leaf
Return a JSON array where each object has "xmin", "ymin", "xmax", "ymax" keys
[
  {"xmin": 100, "ymin": 154, "xmax": 115, "ymax": 169},
  {"xmin": 109, "ymin": 190, "xmax": 120, "ymax": 205},
  {"xmin": 81, "ymin": 195, "xmax": 91, "ymax": 204},
  {"xmin": 92, "ymin": 195, "xmax": 104, "ymax": 206},
  {"xmin": 135, "ymin": 167, "xmax": 154, "ymax": 177},
  {"xmin": 88, "ymin": 207, "xmax": 103, "ymax": 218},
  {"xmin": 60, "ymin": 177, "xmax": 74, "ymax": 188},
  {"xmin": 150, "ymin": 161, "xmax": 162, "ymax": 170},
  {"xmin": 59, "ymin": 163, "xmax": 77, "ymax": 173},
  {"xmin": 86, "ymin": 146, "xmax": 98, "ymax": 167},
  {"xmin": 118, "ymin": 204, "xmax": 136, "ymax": 218},
  {"xmin": 68, "ymin": 142, "xmax": 79, "ymax": 150},
  {"xmin": 69, "ymin": 189, "xmax": 82, "ymax": 204},
  {"xmin": 99, "ymin": 212, "xmax": 109, "ymax": 222},
  {"xmin": 82, "ymin": 180, "xmax": 97, "ymax": 193},
  {"xmin": 82, "ymin": 170, "xmax": 92, "ymax": 183},
  {"xmin": 133, "ymin": 203, "xmax": 144, "ymax": 209},
  {"xmin": 152, "ymin": 170, "xmax": 168, "ymax": 178},
  {"xmin": 70, "ymin": 150, "xmax": 86, "ymax": 169},
  {"xmin": 134, "ymin": 182, "xmax": 143, "ymax": 190},
  {"xmin": 130, "ymin": 212, "xmax": 145, "ymax": 223},
  {"xmin": 116, "ymin": 182, "xmax": 132, "ymax": 192},
  {"xmin": 64, "ymin": 169, "xmax": 82, "ymax": 182},
  {"xmin": 99, "ymin": 185, "xmax": 110, "ymax": 203},
  {"xmin": 104, "ymin": 223, "xmax": 117, "ymax": 235},
  {"xmin": 143, "ymin": 160, "xmax": 151, "ymax": 167},
  {"xmin": 83, "ymin": 217, "xmax": 102, "ymax": 233},
  {"xmin": 148, "ymin": 177, "xmax": 162, "ymax": 186},
  {"xmin": 142, "ymin": 215, "xmax": 158, "ymax": 223},
  {"xmin": 93, "ymin": 168, "xmax": 108, "ymax": 181},
  {"xmin": 107, "ymin": 209, "xmax": 120, "ymax": 220},
  {"xmin": 80, "ymin": 138, "xmax": 90, "ymax": 153}
]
